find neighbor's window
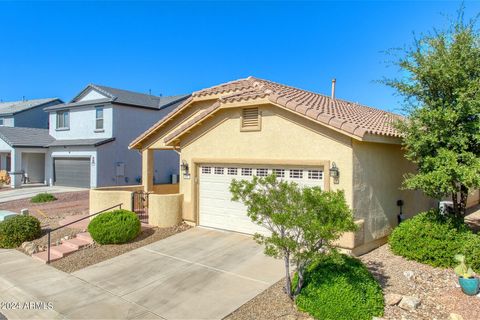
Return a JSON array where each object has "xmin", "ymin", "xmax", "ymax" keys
[
  {"xmin": 95, "ymin": 107, "xmax": 104, "ymax": 130},
  {"xmin": 56, "ymin": 111, "xmax": 69, "ymax": 129}
]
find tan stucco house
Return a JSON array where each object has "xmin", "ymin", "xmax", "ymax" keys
[{"xmin": 99, "ymin": 76, "xmax": 438, "ymax": 255}]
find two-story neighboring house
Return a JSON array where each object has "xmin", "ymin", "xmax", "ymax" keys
[
  {"xmin": 42, "ymin": 84, "xmax": 189, "ymax": 188},
  {"xmin": 0, "ymin": 98, "xmax": 62, "ymax": 183}
]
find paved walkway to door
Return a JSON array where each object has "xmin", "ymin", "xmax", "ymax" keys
[{"xmin": 0, "ymin": 228, "xmax": 284, "ymax": 319}]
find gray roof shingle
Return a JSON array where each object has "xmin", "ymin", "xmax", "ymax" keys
[
  {"xmin": 44, "ymin": 84, "xmax": 190, "ymax": 111},
  {"xmin": 47, "ymin": 138, "xmax": 115, "ymax": 147},
  {"xmin": 0, "ymin": 127, "xmax": 54, "ymax": 147},
  {"xmin": 0, "ymin": 98, "xmax": 61, "ymax": 115},
  {"xmin": 91, "ymin": 84, "xmax": 189, "ymax": 110}
]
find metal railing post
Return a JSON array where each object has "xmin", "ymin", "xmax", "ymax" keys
[{"xmin": 47, "ymin": 230, "xmax": 51, "ymax": 264}]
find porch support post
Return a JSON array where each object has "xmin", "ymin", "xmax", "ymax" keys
[
  {"xmin": 10, "ymin": 149, "xmax": 22, "ymax": 188},
  {"xmin": 142, "ymin": 149, "xmax": 154, "ymax": 192}
]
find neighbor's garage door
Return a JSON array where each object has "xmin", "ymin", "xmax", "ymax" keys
[
  {"xmin": 199, "ymin": 165, "xmax": 324, "ymax": 235},
  {"xmin": 54, "ymin": 158, "xmax": 91, "ymax": 188}
]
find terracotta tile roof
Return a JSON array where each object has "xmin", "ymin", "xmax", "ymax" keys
[{"xmin": 131, "ymin": 76, "xmax": 401, "ymax": 149}]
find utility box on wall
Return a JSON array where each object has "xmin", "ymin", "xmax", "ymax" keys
[{"xmin": 116, "ymin": 162, "xmax": 125, "ymax": 177}]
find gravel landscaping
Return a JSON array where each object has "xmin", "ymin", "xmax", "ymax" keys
[
  {"xmin": 226, "ymin": 244, "xmax": 480, "ymax": 320},
  {"xmin": 0, "ymin": 191, "xmax": 89, "ymax": 249},
  {"xmin": 50, "ymin": 223, "xmax": 191, "ymax": 273},
  {"xmin": 360, "ymin": 244, "xmax": 480, "ymax": 320},
  {"xmin": 225, "ymin": 279, "xmax": 312, "ymax": 320}
]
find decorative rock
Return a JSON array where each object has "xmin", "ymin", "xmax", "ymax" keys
[
  {"xmin": 399, "ymin": 296, "xmax": 421, "ymax": 310},
  {"xmin": 385, "ymin": 293, "xmax": 403, "ymax": 306},
  {"xmin": 449, "ymin": 313, "xmax": 464, "ymax": 320},
  {"xmin": 20, "ymin": 208, "xmax": 29, "ymax": 216},
  {"xmin": 22, "ymin": 242, "xmax": 39, "ymax": 255},
  {"xmin": 403, "ymin": 270, "xmax": 414, "ymax": 281}
]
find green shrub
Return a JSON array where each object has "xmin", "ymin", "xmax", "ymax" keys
[
  {"xmin": 462, "ymin": 233, "xmax": 480, "ymax": 273},
  {"xmin": 0, "ymin": 215, "xmax": 41, "ymax": 248},
  {"xmin": 88, "ymin": 210, "xmax": 141, "ymax": 244},
  {"xmin": 30, "ymin": 193, "xmax": 57, "ymax": 203},
  {"xmin": 295, "ymin": 254, "xmax": 384, "ymax": 320},
  {"xmin": 389, "ymin": 210, "xmax": 480, "ymax": 272}
]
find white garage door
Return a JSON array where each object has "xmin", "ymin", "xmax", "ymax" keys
[{"xmin": 199, "ymin": 165, "xmax": 324, "ymax": 235}]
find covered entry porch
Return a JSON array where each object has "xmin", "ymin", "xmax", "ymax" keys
[{"xmin": 89, "ymin": 148, "xmax": 183, "ymax": 227}]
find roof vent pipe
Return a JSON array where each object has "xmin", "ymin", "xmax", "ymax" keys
[{"xmin": 331, "ymin": 78, "xmax": 336, "ymax": 100}]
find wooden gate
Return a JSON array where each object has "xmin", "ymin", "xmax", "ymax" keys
[{"xmin": 132, "ymin": 191, "xmax": 149, "ymax": 224}]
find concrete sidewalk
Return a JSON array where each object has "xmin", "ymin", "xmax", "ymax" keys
[
  {"xmin": 0, "ymin": 228, "xmax": 284, "ymax": 319},
  {"xmin": 0, "ymin": 249, "xmax": 161, "ymax": 319},
  {"xmin": 0, "ymin": 186, "xmax": 86, "ymax": 203}
]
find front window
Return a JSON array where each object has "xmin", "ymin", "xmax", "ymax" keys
[
  {"xmin": 56, "ymin": 111, "xmax": 69, "ymax": 129},
  {"xmin": 95, "ymin": 107, "xmax": 104, "ymax": 130}
]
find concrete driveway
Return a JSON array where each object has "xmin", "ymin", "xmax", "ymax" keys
[
  {"xmin": 0, "ymin": 185, "xmax": 86, "ymax": 203},
  {"xmin": 0, "ymin": 228, "xmax": 284, "ymax": 319}
]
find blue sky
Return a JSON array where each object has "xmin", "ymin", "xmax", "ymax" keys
[{"xmin": 0, "ymin": 1, "xmax": 479, "ymax": 113}]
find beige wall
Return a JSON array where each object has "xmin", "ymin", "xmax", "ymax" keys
[
  {"xmin": 178, "ymin": 105, "xmax": 354, "ymax": 222},
  {"xmin": 352, "ymin": 141, "xmax": 435, "ymax": 245},
  {"xmin": 89, "ymin": 188, "xmax": 140, "ymax": 214},
  {"xmin": 148, "ymin": 193, "xmax": 183, "ymax": 227},
  {"xmin": 152, "ymin": 183, "xmax": 179, "ymax": 194}
]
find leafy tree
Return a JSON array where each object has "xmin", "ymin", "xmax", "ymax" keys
[
  {"xmin": 384, "ymin": 9, "xmax": 480, "ymax": 217},
  {"xmin": 230, "ymin": 174, "xmax": 356, "ymax": 299}
]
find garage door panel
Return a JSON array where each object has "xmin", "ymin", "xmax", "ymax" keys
[
  {"xmin": 199, "ymin": 164, "xmax": 324, "ymax": 235},
  {"xmin": 54, "ymin": 158, "xmax": 91, "ymax": 188}
]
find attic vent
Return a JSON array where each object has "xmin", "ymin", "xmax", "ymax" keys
[{"xmin": 241, "ymin": 107, "xmax": 261, "ymax": 131}]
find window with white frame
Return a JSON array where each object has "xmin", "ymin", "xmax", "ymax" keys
[
  {"xmin": 289, "ymin": 169, "xmax": 303, "ymax": 179},
  {"xmin": 227, "ymin": 167, "xmax": 238, "ymax": 175},
  {"xmin": 256, "ymin": 168, "xmax": 268, "ymax": 177},
  {"xmin": 214, "ymin": 167, "xmax": 224, "ymax": 175},
  {"xmin": 308, "ymin": 170, "xmax": 323, "ymax": 180},
  {"xmin": 202, "ymin": 166, "xmax": 211, "ymax": 174},
  {"xmin": 56, "ymin": 110, "xmax": 69, "ymax": 129},
  {"xmin": 0, "ymin": 118, "xmax": 4, "ymax": 126},
  {"xmin": 95, "ymin": 107, "xmax": 104, "ymax": 130},
  {"xmin": 272, "ymin": 169, "xmax": 285, "ymax": 178},
  {"xmin": 241, "ymin": 168, "xmax": 253, "ymax": 176}
]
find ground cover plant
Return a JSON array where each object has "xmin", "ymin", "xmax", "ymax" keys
[
  {"xmin": 30, "ymin": 193, "xmax": 57, "ymax": 203},
  {"xmin": 295, "ymin": 253, "xmax": 384, "ymax": 320}
]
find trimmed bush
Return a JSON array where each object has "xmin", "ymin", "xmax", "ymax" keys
[
  {"xmin": 0, "ymin": 215, "xmax": 41, "ymax": 248},
  {"xmin": 30, "ymin": 193, "xmax": 57, "ymax": 203},
  {"xmin": 389, "ymin": 210, "xmax": 480, "ymax": 272},
  {"xmin": 295, "ymin": 254, "xmax": 384, "ymax": 320},
  {"xmin": 88, "ymin": 210, "xmax": 141, "ymax": 244}
]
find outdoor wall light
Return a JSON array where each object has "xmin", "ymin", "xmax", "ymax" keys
[
  {"xmin": 329, "ymin": 162, "xmax": 340, "ymax": 184},
  {"xmin": 180, "ymin": 160, "xmax": 190, "ymax": 179}
]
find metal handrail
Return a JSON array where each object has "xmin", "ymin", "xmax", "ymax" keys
[{"xmin": 47, "ymin": 203, "xmax": 123, "ymax": 264}]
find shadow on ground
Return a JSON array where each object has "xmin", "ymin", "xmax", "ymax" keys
[{"xmin": 362, "ymin": 260, "xmax": 390, "ymax": 289}]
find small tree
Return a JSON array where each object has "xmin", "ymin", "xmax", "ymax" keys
[
  {"xmin": 230, "ymin": 174, "xmax": 356, "ymax": 299},
  {"xmin": 384, "ymin": 10, "xmax": 480, "ymax": 217}
]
